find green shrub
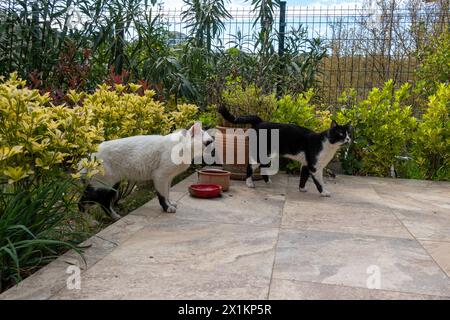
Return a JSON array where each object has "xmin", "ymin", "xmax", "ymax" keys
[
  {"xmin": 412, "ymin": 83, "xmax": 450, "ymax": 180},
  {"xmin": 0, "ymin": 74, "xmax": 200, "ymax": 185},
  {"xmin": 0, "ymin": 73, "xmax": 104, "ymax": 185},
  {"xmin": 272, "ymin": 90, "xmax": 331, "ymax": 131},
  {"xmin": 336, "ymin": 80, "xmax": 417, "ymax": 176},
  {"xmin": 220, "ymin": 81, "xmax": 277, "ymax": 126},
  {"xmin": 81, "ymin": 84, "xmax": 199, "ymax": 141},
  {"xmin": 415, "ymin": 30, "xmax": 450, "ymax": 98},
  {"xmin": 271, "ymin": 90, "xmax": 331, "ymax": 172},
  {"xmin": 198, "ymin": 105, "xmax": 219, "ymax": 128}
]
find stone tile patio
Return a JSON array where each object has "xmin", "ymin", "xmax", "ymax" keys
[{"xmin": 1, "ymin": 171, "xmax": 449, "ymax": 300}]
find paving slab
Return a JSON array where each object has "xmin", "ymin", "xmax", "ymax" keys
[
  {"xmin": 53, "ymin": 218, "xmax": 278, "ymax": 299},
  {"xmin": 0, "ymin": 212, "xmax": 161, "ymax": 299},
  {"xmin": 393, "ymin": 208, "xmax": 450, "ymax": 242},
  {"xmin": 420, "ymin": 240, "xmax": 450, "ymax": 277},
  {"xmin": 272, "ymin": 228, "xmax": 450, "ymax": 297},
  {"xmin": 281, "ymin": 201, "xmax": 412, "ymax": 239},
  {"xmin": 269, "ymin": 279, "xmax": 448, "ymax": 300},
  {"xmin": 1, "ymin": 172, "xmax": 449, "ymax": 300}
]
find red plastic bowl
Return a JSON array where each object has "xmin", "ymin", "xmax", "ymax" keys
[{"xmin": 188, "ymin": 184, "xmax": 222, "ymax": 198}]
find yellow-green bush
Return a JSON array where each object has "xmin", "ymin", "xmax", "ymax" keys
[
  {"xmin": 0, "ymin": 74, "xmax": 199, "ymax": 185},
  {"xmin": 271, "ymin": 90, "xmax": 331, "ymax": 172},
  {"xmin": 197, "ymin": 104, "xmax": 220, "ymax": 128},
  {"xmin": 77, "ymin": 84, "xmax": 198, "ymax": 140},
  {"xmin": 170, "ymin": 102, "xmax": 200, "ymax": 130},
  {"xmin": 0, "ymin": 73, "xmax": 199, "ymax": 291},
  {"xmin": 0, "ymin": 73, "xmax": 104, "ymax": 185},
  {"xmin": 221, "ymin": 83, "xmax": 277, "ymax": 126},
  {"xmin": 272, "ymin": 89, "xmax": 331, "ymax": 131},
  {"xmin": 412, "ymin": 83, "xmax": 449, "ymax": 180},
  {"xmin": 415, "ymin": 30, "xmax": 450, "ymax": 98},
  {"xmin": 336, "ymin": 80, "xmax": 417, "ymax": 176}
]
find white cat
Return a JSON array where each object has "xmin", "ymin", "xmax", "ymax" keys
[{"xmin": 78, "ymin": 122, "xmax": 213, "ymax": 220}]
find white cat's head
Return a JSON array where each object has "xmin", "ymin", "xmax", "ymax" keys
[
  {"xmin": 170, "ymin": 122, "xmax": 215, "ymax": 165},
  {"xmin": 188, "ymin": 121, "xmax": 214, "ymax": 147}
]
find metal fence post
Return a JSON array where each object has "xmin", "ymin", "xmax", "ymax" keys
[
  {"xmin": 278, "ymin": 1, "xmax": 286, "ymax": 57},
  {"xmin": 277, "ymin": 1, "xmax": 287, "ymax": 98}
]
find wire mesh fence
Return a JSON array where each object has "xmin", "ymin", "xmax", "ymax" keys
[
  {"xmin": 1, "ymin": 1, "xmax": 448, "ymax": 105},
  {"xmin": 153, "ymin": 3, "xmax": 448, "ymax": 105}
]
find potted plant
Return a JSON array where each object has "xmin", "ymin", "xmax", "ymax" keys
[{"xmin": 215, "ymin": 83, "xmax": 277, "ymax": 180}]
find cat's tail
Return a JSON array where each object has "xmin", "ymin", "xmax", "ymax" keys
[{"xmin": 217, "ymin": 104, "xmax": 263, "ymax": 126}]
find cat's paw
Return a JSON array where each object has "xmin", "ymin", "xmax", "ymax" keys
[
  {"xmin": 169, "ymin": 201, "xmax": 178, "ymax": 208},
  {"xmin": 110, "ymin": 209, "xmax": 121, "ymax": 221},
  {"xmin": 265, "ymin": 177, "xmax": 272, "ymax": 184},
  {"xmin": 246, "ymin": 178, "xmax": 255, "ymax": 188},
  {"xmin": 166, "ymin": 205, "xmax": 177, "ymax": 213},
  {"xmin": 320, "ymin": 190, "xmax": 331, "ymax": 197},
  {"xmin": 299, "ymin": 187, "xmax": 307, "ymax": 192}
]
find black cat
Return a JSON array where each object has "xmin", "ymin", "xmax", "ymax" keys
[{"xmin": 218, "ymin": 105, "xmax": 351, "ymax": 196}]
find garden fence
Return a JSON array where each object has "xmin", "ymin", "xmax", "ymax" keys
[
  {"xmin": 148, "ymin": 3, "xmax": 448, "ymax": 105},
  {"xmin": 1, "ymin": 1, "xmax": 448, "ymax": 105}
]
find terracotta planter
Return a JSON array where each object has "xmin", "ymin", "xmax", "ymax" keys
[
  {"xmin": 197, "ymin": 169, "xmax": 231, "ymax": 191},
  {"xmin": 214, "ymin": 126, "xmax": 262, "ymax": 181}
]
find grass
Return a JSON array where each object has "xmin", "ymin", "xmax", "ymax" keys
[{"xmin": 0, "ymin": 178, "xmax": 86, "ymax": 292}]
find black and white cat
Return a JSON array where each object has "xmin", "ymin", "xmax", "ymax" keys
[
  {"xmin": 78, "ymin": 122, "xmax": 214, "ymax": 220},
  {"xmin": 218, "ymin": 106, "xmax": 351, "ymax": 197}
]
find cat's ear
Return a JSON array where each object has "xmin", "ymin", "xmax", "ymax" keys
[
  {"xmin": 189, "ymin": 121, "xmax": 202, "ymax": 137},
  {"xmin": 330, "ymin": 120, "xmax": 338, "ymax": 128}
]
